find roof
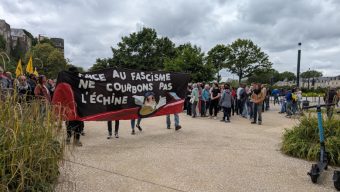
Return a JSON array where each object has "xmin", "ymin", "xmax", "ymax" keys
[{"xmin": 11, "ymin": 28, "xmax": 26, "ymax": 37}]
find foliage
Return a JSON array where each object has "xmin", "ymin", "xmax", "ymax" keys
[
  {"xmin": 281, "ymin": 114, "xmax": 340, "ymax": 166},
  {"xmin": 279, "ymin": 71, "xmax": 296, "ymax": 81},
  {"xmin": 225, "ymin": 39, "xmax": 272, "ymax": 83},
  {"xmin": 91, "ymin": 27, "xmax": 177, "ymax": 71},
  {"xmin": 247, "ymin": 68, "xmax": 279, "ymax": 85},
  {"xmin": 0, "ymin": 94, "xmax": 66, "ymax": 191},
  {"xmin": 207, "ymin": 44, "xmax": 229, "ymax": 81},
  {"xmin": 164, "ymin": 43, "xmax": 214, "ymax": 82},
  {"xmin": 300, "ymin": 70, "xmax": 323, "ymax": 79},
  {"xmin": 0, "ymin": 35, "xmax": 5, "ymax": 51},
  {"xmin": 25, "ymin": 43, "xmax": 67, "ymax": 78}
]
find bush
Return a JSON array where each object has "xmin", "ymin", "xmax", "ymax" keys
[
  {"xmin": 281, "ymin": 113, "xmax": 340, "ymax": 166},
  {"xmin": 0, "ymin": 92, "xmax": 66, "ymax": 191}
]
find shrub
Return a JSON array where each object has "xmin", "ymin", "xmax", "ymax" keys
[
  {"xmin": 0, "ymin": 92, "xmax": 66, "ymax": 191},
  {"xmin": 281, "ymin": 113, "xmax": 340, "ymax": 166}
]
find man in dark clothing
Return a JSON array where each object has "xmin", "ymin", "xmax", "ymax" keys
[{"xmin": 324, "ymin": 88, "xmax": 339, "ymax": 119}]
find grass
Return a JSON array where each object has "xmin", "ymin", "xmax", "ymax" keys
[
  {"xmin": 0, "ymin": 91, "xmax": 66, "ymax": 191},
  {"xmin": 281, "ymin": 111, "xmax": 340, "ymax": 166}
]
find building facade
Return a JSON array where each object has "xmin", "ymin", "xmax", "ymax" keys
[
  {"xmin": 0, "ymin": 19, "xmax": 11, "ymax": 54},
  {"xmin": 301, "ymin": 76, "xmax": 340, "ymax": 88},
  {"xmin": 11, "ymin": 28, "xmax": 32, "ymax": 55}
]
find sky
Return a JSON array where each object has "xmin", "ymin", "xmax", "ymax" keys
[{"xmin": 1, "ymin": 0, "xmax": 339, "ymax": 77}]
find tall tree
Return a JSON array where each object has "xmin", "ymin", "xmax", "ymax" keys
[
  {"xmin": 300, "ymin": 70, "xmax": 323, "ymax": 79},
  {"xmin": 164, "ymin": 43, "xmax": 214, "ymax": 82},
  {"xmin": 110, "ymin": 27, "xmax": 176, "ymax": 71},
  {"xmin": 247, "ymin": 68, "xmax": 279, "ymax": 85},
  {"xmin": 279, "ymin": 71, "xmax": 296, "ymax": 81},
  {"xmin": 25, "ymin": 43, "xmax": 67, "ymax": 78},
  {"xmin": 207, "ymin": 44, "xmax": 229, "ymax": 82},
  {"xmin": 225, "ymin": 39, "xmax": 272, "ymax": 83}
]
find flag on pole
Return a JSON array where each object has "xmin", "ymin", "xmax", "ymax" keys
[
  {"xmin": 15, "ymin": 59, "xmax": 23, "ymax": 77},
  {"xmin": 26, "ymin": 56, "xmax": 34, "ymax": 74},
  {"xmin": 33, "ymin": 67, "xmax": 39, "ymax": 76}
]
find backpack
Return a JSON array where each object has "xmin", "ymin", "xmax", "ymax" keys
[{"xmin": 292, "ymin": 93, "xmax": 298, "ymax": 102}]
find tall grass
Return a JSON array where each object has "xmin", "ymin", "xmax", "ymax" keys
[
  {"xmin": 281, "ymin": 112, "xmax": 340, "ymax": 166},
  {"xmin": 0, "ymin": 91, "xmax": 66, "ymax": 191}
]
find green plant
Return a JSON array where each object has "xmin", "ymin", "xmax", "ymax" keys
[
  {"xmin": 0, "ymin": 92, "xmax": 66, "ymax": 191},
  {"xmin": 281, "ymin": 113, "xmax": 340, "ymax": 166}
]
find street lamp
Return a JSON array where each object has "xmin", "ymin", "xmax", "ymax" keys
[
  {"xmin": 0, "ymin": 52, "xmax": 10, "ymax": 71},
  {"xmin": 307, "ymin": 68, "xmax": 310, "ymax": 90},
  {"xmin": 296, "ymin": 42, "xmax": 302, "ymax": 87}
]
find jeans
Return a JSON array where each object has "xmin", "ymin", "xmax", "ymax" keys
[
  {"xmin": 253, "ymin": 103, "xmax": 262, "ymax": 123},
  {"xmin": 166, "ymin": 113, "xmax": 179, "ymax": 128},
  {"xmin": 242, "ymin": 101, "xmax": 248, "ymax": 117},
  {"xmin": 108, "ymin": 120, "xmax": 119, "ymax": 134},
  {"xmin": 274, "ymin": 95, "xmax": 279, "ymax": 105},
  {"xmin": 249, "ymin": 101, "xmax": 254, "ymax": 118},
  {"xmin": 209, "ymin": 99, "xmax": 219, "ymax": 116},
  {"xmin": 192, "ymin": 101, "xmax": 198, "ymax": 117},
  {"xmin": 286, "ymin": 101, "xmax": 293, "ymax": 116},
  {"xmin": 222, "ymin": 107, "xmax": 231, "ymax": 121},
  {"xmin": 201, "ymin": 100, "xmax": 210, "ymax": 116},
  {"xmin": 280, "ymin": 101, "xmax": 286, "ymax": 113},
  {"xmin": 131, "ymin": 118, "xmax": 142, "ymax": 129},
  {"xmin": 186, "ymin": 99, "xmax": 192, "ymax": 116},
  {"xmin": 237, "ymin": 99, "xmax": 243, "ymax": 115}
]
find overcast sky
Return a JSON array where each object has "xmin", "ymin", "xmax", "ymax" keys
[{"xmin": 1, "ymin": 0, "xmax": 339, "ymax": 76}]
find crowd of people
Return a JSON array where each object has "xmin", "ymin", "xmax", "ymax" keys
[
  {"xmin": 2, "ymin": 65, "xmax": 339, "ymax": 147},
  {"xmin": 185, "ymin": 82, "xmax": 271, "ymax": 125}
]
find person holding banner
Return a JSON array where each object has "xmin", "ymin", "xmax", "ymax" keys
[
  {"xmin": 131, "ymin": 118, "xmax": 142, "ymax": 135},
  {"xmin": 166, "ymin": 113, "xmax": 181, "ymax": 130},
  {"xmin": 107, "ymin": 120, "xmax": 120, "ymax": 139}
]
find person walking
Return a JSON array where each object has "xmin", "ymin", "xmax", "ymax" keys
[
  {"xmin": 191, "ymin": 83, "xmax": 199, "ymax": 118},
  {"xmin": 251, "ymin": 83, "xmax": 265, "ymax": 125},
  {"xmin": 201, "ymin": 84, "xmax": 210, "ymax": 117},
  {"xmin": 237, "ymin": 84, "xmax": 245, "ymax": 115},
  {"xmin": 107, "ymin": 120, "xmax": 120, "ymax": 139},
  {"xmin": 209, "ymin": 83, "xmax": 221, "ymax": 119},
  {"xmin": 231, "ymin": 87, "xmax": 237, "ymax": 115},
  {"xmin": 219, "ymin": 84, "xmax": 232, "ymax": 122},
  {"xmin": 186, "ymin": 85, "xmax": 192, "ymax": 116},
  {"xmin": 166, "ymin": 113, "xmax": 182, "ymax": 130},
  {"xmin": 131, "ymin": 118, "xmax": 142, "ymax": 135}
]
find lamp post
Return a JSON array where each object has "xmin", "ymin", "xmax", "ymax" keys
[
  {"xmin": 296, "ymin": 42, "xmax": 302, "ymax": 87},
  {"xmin": 307, "ymin": 68, "xmax": 311, "ymax": 90}
]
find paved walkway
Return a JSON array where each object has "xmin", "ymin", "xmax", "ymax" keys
[{"xmin": 57, "ymin": 105, "xmax": 338, "ymax": 192}]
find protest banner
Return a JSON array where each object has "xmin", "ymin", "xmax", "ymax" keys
[{"xmin": 52, "ymin": 68, "xmax": 190, "ymax": 121}]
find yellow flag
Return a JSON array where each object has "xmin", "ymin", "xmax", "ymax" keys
[
  {"xmin": 15, "ymin": 59, "xmax": 23, "ymax": 77},
  {"xmin": 26, "ymin": 56, "xmax": 34, "ymax": 74},
  {"xmin": 33, "ymin": 67, "xmax": 39, "ymax": 76}
]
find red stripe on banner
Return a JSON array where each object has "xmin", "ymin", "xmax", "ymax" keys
[{"xmin": 52, "ymin": 83, "xmax": 184, "ymax": 121}]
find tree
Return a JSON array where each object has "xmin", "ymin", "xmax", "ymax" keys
[
  {"xmin": 110, "ymin": 27, "xmax": 176, "ymax": 71},
  {"xmin": 164, "ymin": 43, "xmax": 214, "ymax": 82},
  {"xmin": 279, "ymin": 71, "xmax": 296, "ymax": 81},
  {"xmin": 89, "ymin": 58, "xmax": 114, "ymax": 72},
  {"xmin": 300, "ymin": 70, "xmax": 323, "ymax": 79},
  {"xmin": 25, "ymin": 43, "xmax": 67, "ymax": 78},
  {"xmin": 247, "ymin": 68, "xmax": 279, "ymax": 85},
  {"xmin": 225, "ymin": 39, "xmax": 272, "ymax": 83},
  {"xmin": 207, "ymin": 44, "xmax": 229, "ymax": 82},
  {"xmin": 0, "ymin": 35, "xmax": 5, "ymax": 51}
]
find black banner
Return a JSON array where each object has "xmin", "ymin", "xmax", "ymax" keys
[{"xmin": 52, "ymin": 68, "xmax": 190, "ymax": 121}]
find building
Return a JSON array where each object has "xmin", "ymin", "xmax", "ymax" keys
[
  {"xmin": 301, "ymin": 76, "xmax": 340, "ymax": 88},
  {"xmin": 11, "ymin": 28, "xmax": 32, "ymax": 54},
  {"xmin": 50, "ymin": 38, "xmax": 64, "ymax": 55},
  {"xmin": 0, "ymin": 19, "xmax": 11, "ymax": 54}
]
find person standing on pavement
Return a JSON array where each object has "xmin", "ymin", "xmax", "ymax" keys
[
  {"xmin": 166, "ymin": 113, "xmax": 182, "ymax": 130},
  {"xmin": 219, "ymin": 84, "xmax": 232, "ymax": 123},
  {"xmin": 107, "ymin": 120, "xmax": 120, "ymax": 139},
  {"xmin": 251, "ymin": 83, "xmax": 265, "ymax": 125},
  {"xmin": 324, "ymin": 87, "xmax": 339, "ymax": 119},
  {"xmin": 191, "ymin": 83, "xmax": 199, "ymax": 118},
  {"xmin": 209, "ymin": 82, "xmax": 221, "ymax": 119},
  {"xmin": 201, "ymin": 84, "xmax": 210, "ymax": 117},
  {"xmin": 131, "ymin": 118, "xmax": 142, "ymax": 135}
]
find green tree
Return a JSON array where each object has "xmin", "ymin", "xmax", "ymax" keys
[
  {"xmin": 25, "ymin": 43, "xmax": 67, "ymax": 78},
  {"xmin": 206, "ymin": 44, "xmax": 229, "ymax": 82},
  {"xmin": 110, "ymin": 27, "xmax": 176, "ymax": 71},
  {"xmin": 247, "ymin": 68, "xmax": 279, "ymax": 85},
  {"xmin": 0, "ymin": 35, "xmax": 5, "ymax": 51},
  {"xmin": 225, "ymin": 39, "xmax": 272, "ymax": 83},
  {"xmin": 279, "ymin": 71, "xmax": 296, "ymax": 81},
  {"xmin": 300, "ymin": 70, "xmax": 322, "ymax": 79},
  {"xmin": 89, "ymin": 58, "xmax": 113, "ymax": 72},
  {"xmin": 164, "ymin": 43, "xmax": 214, "ymax": 82}
]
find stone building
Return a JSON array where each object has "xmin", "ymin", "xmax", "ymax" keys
[
  {"xmin": 50, "ymin": 38, "xmax": 64, "ymax": 55},
  {"xmin": 0, "ymin": 19, "xmax": 11, "ymax": 54},
  {"xmin": 11, "ymin": 28, "xmax": 32, "ymax": 54},
  {"xmin": 301, "ymin": 75, "xmax": 340, "ymax": 88}
]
